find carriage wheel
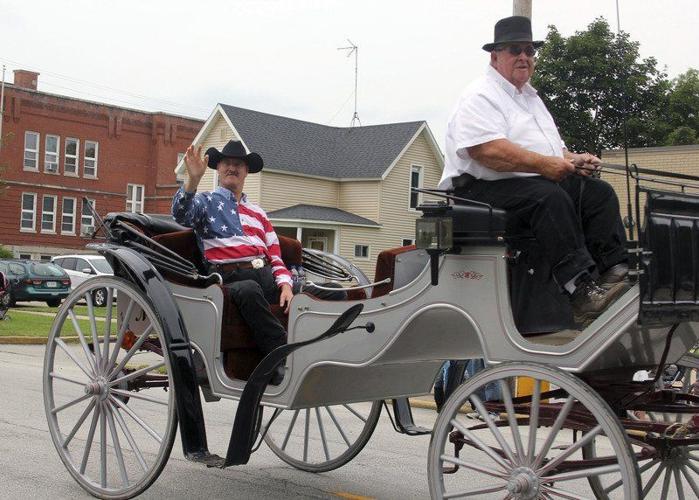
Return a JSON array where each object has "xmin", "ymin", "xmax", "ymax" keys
[
  {"xmin": 428, "ymin": 362, "xmax": 641, "ymax": 500},
  {"xmin": 44, "ymin": 277, "xmax": 177, "ymax": 499},
  {"xmin": 263, "ymin": 400, "xmax": 382, "ymax": 472}
]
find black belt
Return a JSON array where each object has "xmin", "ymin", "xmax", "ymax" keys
[
  {"xmin": 453, "ymin": 172, "xmax": 477, "ymax": 190},
  {"xmin": 211, "ymin": 257, "xmax": 269, "ymax": 273}
]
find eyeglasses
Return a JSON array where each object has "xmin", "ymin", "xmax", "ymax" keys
[{"xmin": 497, "ymin": 44, "xmax": 537, "ymax": 57}]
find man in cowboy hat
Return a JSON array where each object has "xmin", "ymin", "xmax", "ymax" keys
[
  {"xmin": 172, "ymin": 140, "xmax": 292, "ymax": 384},
  {"xmin": 439, "ymin": 16, "xmax": 629, "ymax": 324}
]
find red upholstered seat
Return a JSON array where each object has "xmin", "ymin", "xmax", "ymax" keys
[{"xmin": 371, "ymin": 245, "xmax": 416, "ymax": 298}]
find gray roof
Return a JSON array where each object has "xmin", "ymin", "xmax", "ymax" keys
[
  {"xmin": 219, "ymin": 104, "xmax": 425, "ymax": 179},
  {"xmin": 267, "ymin": 204, "xmax": 379, "ymax": 226}
]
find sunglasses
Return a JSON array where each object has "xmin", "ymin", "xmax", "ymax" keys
[{"xmin": 497, "ymin": 44, "xmax": 537, "ymax": 57}]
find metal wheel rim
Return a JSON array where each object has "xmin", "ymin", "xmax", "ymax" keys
[
  {"xmin": 263, "ymin": 400, "xmax": 382, "ymax": 472},
  {"xmin": 44, "ymin": 276, "xmax": 177, "ymax": 499},
  {"xmin": 428, "ymin": 362, "xmax": 641, "ymax": 500}
]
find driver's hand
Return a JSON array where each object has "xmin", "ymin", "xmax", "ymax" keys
[
  {"xmin": 279, "ymin": 284, "xmax": 293, "ymax": 314},
  {"xmin": 572, "ymin": 152, "xmax": 601, "ymax": 176}
]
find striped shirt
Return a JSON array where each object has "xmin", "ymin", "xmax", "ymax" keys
[{"xmin": 172, "ymin": 186, "xmax": 292, "ymax": 288}]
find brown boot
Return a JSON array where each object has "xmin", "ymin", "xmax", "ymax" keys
[
  {"xmin": 571, "ymin": 278, "xmax": 626, "ymax": 325},
  {"xmin": 599, "ymin": 263, "xmax": 629, "ymax": 289}
]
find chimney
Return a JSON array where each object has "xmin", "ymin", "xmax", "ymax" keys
[{"xmin": 13, "ymin": 70, "xmax": 39, "ymax": 90}]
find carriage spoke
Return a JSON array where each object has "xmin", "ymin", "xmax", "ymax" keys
[
  {"xmin": 107, "ymin": 298, "xmax": 136, "ymax": 369},
  {"xmin": 109, "ymin": 325, "xmax": 155, "ymax": 379},
  {"xmin": 674, "ymin": 465, "xmax": 685, "ymax": 499},
  {"xmin": 101, "ymin": 288, "xmax": 114, "ymax": 371},
  {"xmin": 470, "ymin": 394, "xmax": 517, "ymax": 465},
  {"xmin": 85, "ymin": 293, "xmax": 102, "ymax": 368},
  {"xmin": 99, "ymin": 402, "xmax": 107, "ymax": 488},
  {"xmin": 51, "ymin": 393, "xmax": 92, "ymax": 415},
  {"xmin": 342, "ymin": 403, "xmax": 368, "ymax": 423},
  {"xmin": 110, "ymin": 388, "xmax": 168, "ymax": 406},
  {"xmin": 105, "ymin": 403, "xmax": 129, "ymax": 487},
  {"xmin": 303, "ymin": 408, "xmax": 310, "ymax": 463},
  {"xmin": 80, "ymin": 403, "xmax": 101, "ymax": 474},
  {"xmin": 602, "ymin": 459, "xmax": 660, "ymax": 494},
  {"xmin": 498, "ymin": 379, "xmax": 526, "ymax": 460},
  {"xmin": 62, "ymin": 399, "xmax": 97, "ymax": 448},
  {"xmin": 542, "ymin": 463, "xmax": 621, "ymax": 483},
  {"xmin": 537, "ymin": 425, "xmax": 602, "ymax": 476},
  {"xmin": 68, "ymin": 309, "xmax": 97, "ymax": 373},
  {"xmin": 325, "ymin": 406, "xmax": 351, "ymax": 447},
  {"xmin": 109, "ymin": 361, "xmax": 164, "ymax": 387},
  {"xmin": 55, "ymin": 338, "xmax": 94, "ymax": 379},
  {"xmin": 541, "ymin": 485, "xmax": 590, "ymax": 500},
  {"xmin": 641, "ymin": 463, "xmax": 667, "ymax": 497},
  {"xmin": 532, "ymin": 396, "xmax": 575, "ymax": 469},
  {"xmin": 280, "ymin": 410, "xmax": 300, "ymax": 451},
  {"xmin": 440, "ymin": 455, "xmax": 507, "ymax": 479},
  {"xmin": 527, "ymin": 378, "xmax": 541, "ymax": 462},
  {"xmin": 686, "ymin": 459, "xmax": 699, "ymax": 475},
  {"xmin": 110, "ymin": 400, "xmax": 148, "ymax": 473},
  {"xmin": 680, "ymin": 464, "xmax": 699, "ymax": 497},
  {"xmin": 443, "ymin": 482, "xmax": 507, "ymax": 498},
  {"xmin": 110, "ymin": 396, "xmax": 163, "ymax": 443},
  {"xmin": 50, "ymin": 371, "xmax": 88, "ymax": 386},
  {"xmin": 659, "ymin": 463, "xmax": 673, "ymax": 499},
  {"xmin": 451, "ymin": 418, "xmax": 510, "ymax": 472},
  {"xmin": 315, "ymin": 408, "xmax": 330, "ymax": 461}
]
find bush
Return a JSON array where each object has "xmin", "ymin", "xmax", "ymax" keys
[
  {"xmin": 666, "ymin": 126, "xmax": 698, "ymax": 146},
  {"xmin": 0, "ymin": 245, "xmax": 13, "ymax": 259}
]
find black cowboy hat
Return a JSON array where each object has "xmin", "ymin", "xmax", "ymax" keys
[
  {"xmin": 482, "ymin": 16, "xmax": 544, "ymax": 52},
  {"xmin": 206, "ymin": 140, "xmax": 264, "ymax": 173}
]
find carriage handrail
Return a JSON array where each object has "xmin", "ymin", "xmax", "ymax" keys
[
  {"xmin": 412, "ymin": 187, "xmax": 500, "ymax": 238},
  {"xmin": 599, "ymin": 161, "xmax": 699, "ymax": 184},
  {"xmin": 594, "ymin": 163, "xmax": 699, "ymax": 192},
  {"xmin": 303, "ymin": 277, "xmax": 391, "ymax": 292}
]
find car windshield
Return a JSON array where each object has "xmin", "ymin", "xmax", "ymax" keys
[
  {"xmin": 31, "ymin": 263, "xmax": 66, "ymax": 277},
  {"xmin": 91, "ymin": 258, "xmax": 113, "ymax": 273}
]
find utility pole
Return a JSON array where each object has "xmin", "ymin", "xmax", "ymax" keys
[
  {"xmin": 0, "ymin": 65, "xmax": 5, "ymax": 152},
  {"xmin": 512, "ymin": 0, "xmax": 532, "ymax": 18}
]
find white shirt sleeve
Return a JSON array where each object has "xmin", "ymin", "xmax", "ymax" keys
[{"xmin": 451, "ymin": 93, "xmax": 508, "ymax": 155}]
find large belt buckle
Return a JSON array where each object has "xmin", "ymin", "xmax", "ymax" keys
[{"xmin": 251, "ymin": 258, "xmax": 265, "ymax": 269}]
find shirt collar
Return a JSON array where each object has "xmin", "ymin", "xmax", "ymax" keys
[
  {"xmin": 486, "ymin": 65, "xmax": 537, "ymax": 97},
  {"xmin": 214, "ymin": 186, "xmax": 247, "ymax": 203}
]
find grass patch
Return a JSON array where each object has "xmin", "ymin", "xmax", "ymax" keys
[
  {"xmin": 13, "ymin": 304, "xmax": 108, "ymax": 318},
  {"xmin": 0, "ymin": 309, "xmax": 109, "ymax": 337}
]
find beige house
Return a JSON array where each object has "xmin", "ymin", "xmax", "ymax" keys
[{"xmin": 176, "ymin": 104, "xmax": 444, "ymax": 278}]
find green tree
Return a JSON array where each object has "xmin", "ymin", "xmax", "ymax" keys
[
  {"xmin": 666, "ymin": 126, "xmax": 697, "ymax": 146},
  {"xmin": 0, "ymin": 245, "xmax": 12, "ymax": 258},
  {"xmin": 531, "ymin": 18, "xmax": 670, "ymax": 155},
  {"xmin": 666, "ymin": 68, "xmax": 699, "ymax": 143}
]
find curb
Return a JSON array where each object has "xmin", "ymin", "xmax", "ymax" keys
[{"xmin": 0, "ymin": 336, "xmax": 80, "ymax": 345}]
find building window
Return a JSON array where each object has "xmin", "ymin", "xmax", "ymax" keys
[
  {"xmin": 354, "ymin": 244, "xmax": 369, "ymax": 259},
  {"xmin": 84, "ymin": 140, "xmax": 99, "ymax": 178},
  {"xmin": 61, "ymin": 197, "xmax": 76, "ymax": 235},
  {"xmin": 402, "ymin": 239, "xmax": 414, "ymax": 247},
  {"xmin": 64, "ymin": 138, "xmax": 79, "ymax": 176},
  {"xmin": 176, "ymin": 152, "xmax": 186, "ymax": 186},
  {"xmin": 44, "ymin": 134, "xmax": 60, "ymax": 173},
  {"xmin": 19, "ymin": 254, "xmax": 31, "ymax": 260},
  {"xmin": 41, "ymin": 195, "xmax": 57, "ymax": 233},
  {"xmin": 126, "ymin": 184, "xmax": 144, "ymax": 213},
  {"xmin": 24, "ymin": 131, "xmax": 40, "ymax": 171},
  {"xmin": 81, "ymin": 198, "xmax": 95, "ymax": 237},
  {"xmin": 40, "ymin": 255, "xmax": 52, "ymax": 262},
  {"xmin": 409, "ymin": 165, "xmax": 423, "ymax": 209},
  {"xmin": 20, "ymin": 193, "xmax": 37, "ymax": 231}
]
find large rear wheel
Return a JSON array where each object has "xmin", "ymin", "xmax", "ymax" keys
[{"xmin": 44, "ymin": 277, "xmax": 177, "ymax": 499}]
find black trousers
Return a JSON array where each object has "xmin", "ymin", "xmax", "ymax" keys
[{"xmin": 455, "ymin": 175, "xmax": 628, "ymax": 288}]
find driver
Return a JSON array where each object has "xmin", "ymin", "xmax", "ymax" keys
[
  {"xmin": 172, "ymin": 140, "xmax": 291, "ymax": 384},
  {"xmin": 439, "ymin": 16, "xmax": 629, "ymax": 324}
]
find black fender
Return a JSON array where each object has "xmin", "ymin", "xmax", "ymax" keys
[{"xmin": 89, "ymin": 243, "xmax": 209, "ymax": 459}]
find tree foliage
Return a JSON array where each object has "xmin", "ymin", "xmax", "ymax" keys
[
  {"xmin": 665, "ymin": 68, "xmax": 699, "ymax": 144},
  {"xmin": 532, "ymin": 18, "xmax": 671, "ymax": 154},
  {"xmin": 0, "ymin": 245, "xmax": 12, "ymax": 259}
]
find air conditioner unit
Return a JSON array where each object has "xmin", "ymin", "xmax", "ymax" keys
[
  {"xmin": 80, "ymin": 225, "xmax": 94, "ymax": 237},
  {"xmin": 46, "ymin": 164, "xmax": 58, "ymax": 173}
]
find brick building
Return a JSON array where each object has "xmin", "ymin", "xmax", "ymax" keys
[{"xmin": 0, "ymin": 70, "xmax": 203, "ymax": 259}]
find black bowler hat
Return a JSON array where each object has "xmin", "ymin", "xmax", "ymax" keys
[
  {"xmin": 482, "ymin": 16, "xmax": 544, "ymax": 52},
  {"xmin": 206, "ymin": 140, "xmax": 264, "ymax": 173}
]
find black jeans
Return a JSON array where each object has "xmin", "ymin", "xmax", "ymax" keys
[{"xmin": 455, "ymin": 175, "xmax": 628, "ymax": 288}]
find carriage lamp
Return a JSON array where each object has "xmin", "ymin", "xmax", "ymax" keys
[{"xmin": 416, "ymin": 217, "xmax": 453, "ymax": 286}]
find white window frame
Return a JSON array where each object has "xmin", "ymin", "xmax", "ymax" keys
[
  {"xmin": 44, "ymin": 134, "xmax": 60, "ymax": 174},
  {"xmin": 24, "ymin": 131, "xmax": 40, "ymax": 171},
  {"xmin": 402, "ymin": 238, "xmax": 414, "ymax": 247},
  {"xmin": 64, "ymin": 137, "xmax": 79, "ymax": 176},
  {"xmin": 126, "ymin": 184, "xmax": 145, "ymax": 213},
  {"xmin": 41, "ymin": 195, "xmax": 58, "ymax": 233},
  {"xmin": 354, "ymin": 244, "xmax": 370, "ymax": 260},
  {"xmin": 84, "ymin": 140, "xmax": 99, "ymax": 178},
  {"xmin": 20, "ymin": 192, "xmax": 37, "ymax": 232},
  {"xmin": 409, "ymin": 164, "xmax": 424, "ymax": 210},
  {"xmin": 81, "ymin": 198, "xmax": 95, "ymax": 236},
  {"xmin": 176, "ymin": 152, "xmax": 186, "ymax": 185},
  {"xmin": 61, "ymin": 197, "xmax": 77, "ymax": 235}
]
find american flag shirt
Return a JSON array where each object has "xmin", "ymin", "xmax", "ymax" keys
[{"xmin": 172, "ymin": 186, "xmax": 292, "ymax": 288}]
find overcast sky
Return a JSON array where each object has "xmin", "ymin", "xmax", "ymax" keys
[{"xmin": 2, "ymin": 0, "xmax": 697, "ymax": 149}]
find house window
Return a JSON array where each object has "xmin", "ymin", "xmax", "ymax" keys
[
  {"xmin": 402, "ymin": 239, "xmax": 414, "ymax": 247},
  {"xmin": 41, "ymin": 195, "xmax": 57, "ymax": 233},
  {"xmin": 84, "ymin": 141, "xmax": 99, "ymax": 178},
  {"xmin": 126, "ymin": 184, "xmax": 144, "ymax": 213},
  {"xmin": 176, "ymin": 152, "xmax": 186, "ymax": 186},
  {"xmin": 44, "ymin": 135, "xmax": 60, "ymax": 173},
  {"xmin": 61, "ymin": 197, "xmax": 76, "ymax": 234},
  {"xmin": 20, "ymin": 193, "xmax": 37, "ymax": 231},
  {"xmin": 64, "ymin": 138, "xmax": 79, "ymax": 175},
  {"xmin": 40, "ymin": 255, "xmax": 52, "ymax": 262},
  {"xmin": 24, "ymin": 131, "xmax": 40, "ymax": 171},
  {"xmin": 354, "ymin": 244, "xmax": 369, "ymax": 259},
  {"xmin": 81, "ymin": 198, "xmax": 95, "ymax": 236},
  {"xmin": 19, "ymin": 254, "xmax": 31, "ymax": 260},
  {"xmin": 409, "ymin": 165, "xmax": 423, "ymax": 209}
]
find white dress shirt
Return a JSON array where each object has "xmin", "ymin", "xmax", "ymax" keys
[{"xmin": 439, "ymin": 65, "xmax": 565, "ymax": 188}]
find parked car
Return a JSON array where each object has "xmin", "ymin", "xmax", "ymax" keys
[
  {"xmin": 0, "ymin": 260, "xmax": 71, "ymax": 307},
  {"xmin": 52, "ymin": 254, "xmax": 114, "ymax": 306}
]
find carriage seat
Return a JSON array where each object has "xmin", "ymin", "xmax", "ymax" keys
[{"xmin": 371, "ymin": 245, "xmax": 418, "ymax": 298}]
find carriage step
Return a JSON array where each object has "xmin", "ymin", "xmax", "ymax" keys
[{"xmin": 187, "ymin": 451, "xmax": 227, "ymax": 468}]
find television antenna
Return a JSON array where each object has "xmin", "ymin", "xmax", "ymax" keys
[{"xmin": 337, "ymin": 39, "xmax": 361, "ymax": 127}]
